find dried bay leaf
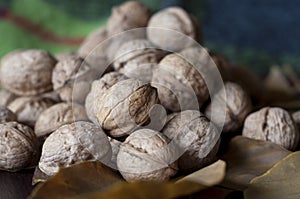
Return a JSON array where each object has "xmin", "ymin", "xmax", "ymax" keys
[
  {"xmin": 245, "ymin": 151, "xmax": 300, "ymax": 199},
  {"xmin": 221, "ymin": 136, "xmax": 291, "ymax": 190}
]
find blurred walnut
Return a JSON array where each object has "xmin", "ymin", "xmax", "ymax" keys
[
  {"xmin": 243, "ymin": 107, "xmax": 299, "ymax": 150},
  {"xmin": 96, "ymin": 79, "xmax": 159, "ymax": 137},
  {"xmin": 108, "ymin": 137, "xmax": 121, "ymax": 170},
  {"xmin": 8, "ymin": 96, "xmax": 54, "ymax": 127},
  {"xmin": 205, "ymin": 82, "xmax": 252, "ymax": 133},
  {"xmin": 0, "ymin": 50, "xmax": 56, "ymax": 96},
  {"xmin": 55, "ymin": 51, "xmax": 78, "ymax": 61},
  {"xmin": 152, "ymin": 53, "xmax": 209, "ymax": 112},
  {"xmin": 85, "ymin": 72, "xmax": 128, "ymax": 124},
  {"xmin": 0, "ymin": 122, "xmax": 39, "ymax": 171},
  {"xmin": 117, "ymin": 129, "xmax": 178, "ymax": 182},
  {"xmin": 0, "ymin": 106, "xmax": 17, "ymax": 123},
  {"xmin": 35, "ymin": 103, "xmax": 89, "ymax": 139},
  {"xmin": 39, "ymin": 121, "xmax": 111, "ymax": 176},
  {"xmin": 0, "ymin": 90, "xmax": 17, "ymax": 106},
  {"xmin": 162, "ymin": 110, "xmax": 220, "ymax": 173},
  {"xmin": 292, "ymin": 111, "xmax": 300, "ymax": 130}
]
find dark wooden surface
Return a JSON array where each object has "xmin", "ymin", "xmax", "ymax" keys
[{"xmin": 0, "ymin": 169, "xmax": 34, "ymax": 199}]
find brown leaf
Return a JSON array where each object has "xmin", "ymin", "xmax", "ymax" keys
[
  {"xmin": 221, "ymin": 136, "xmax": 291, "ymax": 190},
  {"xmin": 245, "ymin": 151, "xmax": 300, "ymax": 199}
]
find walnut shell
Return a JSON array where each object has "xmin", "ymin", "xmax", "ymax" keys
[
  {"xmin": 0, "ymin": 90, "xmax": 17, "ymax": 106},
  {"xmin": 292, "ymin": 111, "xmax": 300, "ymax": 131},
  {"xmin": 205, "ymin": 82, "xmax": 252, "ymax": 133},
  {"xmin": 85, "ymin": 72, "xmax": 128, "ymax": 124},
  {"xmin": 0, "ymin": 50, "xmax": 56, "ymax": 96},
  {"xmin": 117, "ymin": 129, "xmax": 178, "ymax": 182},
  {"xmin": 147, "ymin": 7, "xmax": 198, "ymax": 51},
  {"xmin": 152, "ymin": 53, "xmax": 209, "ymax": 112},
  {"xmin": 0, "ymin": 122, "xmax": 39, "ymax": 171},
  {"xmin": 55, "ymin": 51, "xmax": 78, "ymax": 61},
  {"xmin": 108, "ymin": 137, "xmax": 121, "ymax": 170},
  {"xmin": 0, "ymin": 106, "xmax": 17, "ymax": 123},
  {"xmin": 38, "ymin": 121, "xmax": 111, "ymax": 176},
  {"xmin": 162, "ymin": 110, "xmax": 220, "ymax": 173},
  {"xmin": 34, "ymin": 103, "xmax": 89, "ymax": 139},
  {"xmin": 95, "ymin": 79, "xmax": 159, "ymax": 137},
  {"xmin": 8, "ymin": 96, "xmax": 54, "ymax": 127},
  {"xmin": 242, "ymin": 107, "xmax": 299, "ymax": 150}
]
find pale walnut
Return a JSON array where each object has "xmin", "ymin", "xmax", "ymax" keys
[
  {"xmin": 0, "ymin": 49, "xmax": 56, "ymax": 96},
  {"xmin": 0, "ymin": 122, "xmax": 39, "ymax": 171},
  {"xmin": 162, "ymin": 110, "xmax": 220, "ymax": 173},
  {"xmin": 152, "ymin": 53, "xmax": 209, "ymax": 112},
  {"xmin": 8, "ymin": 96, "xmax": 54, "ymax": 127},
  {"xmin": 117, "ymin": 129, "xmax": 178, "ymax": 182},
  {"xmin": 38, "ymin": 121, "xmax": 111, "ymax": 176},
  {"xmin": 205, "ymin": 82, "xmax": 252, "ymax": 133},
  {"xmin": 55, "ymin": 51, "xmax": 78, "ymax": 61},
  {"xmin": 34, "ymin": 103, "xmax": 89, "ymax": 139},
  {"xmin": 242, "ymin": 107, "xmax": 299, "ymax": 150},
  {"xmin": 96, "ymin": 79, "xmax": 159, "ymax": 137},
  {"xmin": 0, "ymin": 106, "xmax": 17, "ymax": 123},
  {"xmin": 0, "ymin": 90, "xmax": 17, "ymax": 106}
]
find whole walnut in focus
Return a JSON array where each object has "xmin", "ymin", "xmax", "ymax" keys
[
  {"xmin": 0, "ymin": 90, "xmax": 17, "ymax": 107},
  {"xmin": 0, "ymin": 122, "xmax": 39, "ymax": 171},
  {"xmin": 35, "ymin": 103, "xmax": 89, "ymax": 139},
  {"xmin": 242, "ymin": 107, "xmax": 299, "ymax": 150},
  {"xmin": 85, "ymin": 72, "xmax": 128, "ymax": 124},
  {"xmin": 39, "ymin": 121, "xmax": 111, "ymax": 176},
  {"xmin": 117, "ymin": 129, "xmax": 178, "ymax": 182},
  {"xmin": 0, "ymin": 106, "xmax": 17, "ymax": 123},
  {"xmin": 152, "ymin": 53, "xmax": 209, "ymax": 112},
  {"xmin": 8, "ymin": 96, "xmax": 54, "ymax": 127},
  {"xmin": 162, "ymin": 110, "xmax": 220, "ymax": 173},
  {"xmin": 205, "ymin": 82, "xmax": 252, "ymax": 133},
  {"xmin": 96, "ymin": 79, "xmax": 159, "ymax": 137},
  {"xmin": 0, "ymin": 50, "xmax": 56, "ymax": 96}
]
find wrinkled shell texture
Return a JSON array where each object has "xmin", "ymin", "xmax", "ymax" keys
[
  {"xmin": 34, "ymin": 103, "xmax": 89, "ymax": 138},
  {"xmin": 152, "ymin": 54, "xmax": 209, "ymax": 112},
  {"xmin": 162, "ymin": 110, "xmax": 220, "ymax": 173},
  {"xmin": 117, "ymin": 129, "xmax": 178, "ymax": 182},
  {"xmin": 242, "ymin": 107, "xmax": 299, "ymax": 150},
  {"xmin": 0, "ymin": 50, "xmax": 56, "ymax": 96},
  {"xmin": 8, "ymin": 97, "xmax": 54, "ymax": 127},
  {"xmin": 147, "ymin": 7, "xmax": 197, "ymax": 51},
  {"xmin": 0, "ymin": 106, "xmax": 17, "ymax": 123},
  {"xmin": 39, "ymin": 121, "xmax": 111, "ymax": 176},
  {"xmin": 0, "ymin": 122, "xmax": 39, "ymax": 171},
  {"xmin": 96, "ymin": 79, "xmax": 159, "ymax": 137},
  {"xmin": 85, "ymin": 72, "xmax": 128, "ymax": 124},
  {"xmin": 107, "ymin": 1, "xmax": 151, "ymax": 35},
  {"xmin": 205, "ymin": 82, "xmax": 252, "ymax": 133},
  {"xmin": 0, "ymin": 90, "xmax": 17, "ymax": 107}
]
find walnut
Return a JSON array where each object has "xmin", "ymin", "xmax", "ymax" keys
[
  {"xmin": 35, "ymin": 103, "xmax": 89, "ymax": 139},
  {"xmin": 8, "ymin": 96, "xmax": 54, "ymax": 127},
  {"xmin": 55, "ymin": 51, "xmax": 78, "ymax": 61},
  {"xmin": 151, "ymin": 53, "xmax": 209, "ymax": 112},
  {"xmin": 117, "ymin": 129, "xmax": 178, "ymax": 182},
  {"xmin": 162, "ymin": 110, "xmax": 220, "ymax": 173},
  {"xmin": 292, "ymin": 111, "xmax": 300, "ymax": 130},
  {"xmin": 205, "ymin": 82, "xmax": 252, "ymax": 133},
  {"xmin": 147, "ymin": 7, "xmax": 199, "ymax": 51},
  {"xmin": 107, "ymin": 1, "xmax": 151, "ymax": 35},
  {"xmin": 113, "ymin": 39, "xmax": 166, "ymax": 82},
  {"xmin": 0, "ymin": 106, "xmax": 17, "ymax": 123},
  {"xmin": 242, "ymin": 107, "xmax": 299, "ymax": 150},
  {"xmin": 108, "ymin": 137, "xmax": 121, "ymax": 170},
  {"xmin": 0, "ymin": 50, "xmax": 56, "ymax": 96},
  {"xmin": 85, "ymin": 72, "xmax": 128, "ymax": 124},
  {"xmin": 95, "ymin": 79, "xmax": 159, "ymax": 137},
  {"xmin": 0, "ymin": 122, "xmax": 39, "ymax": 171},
  {"xmin": 0, "ymin": 90, "xmax": 17, "ymax": 107},
  {"xmin": 38, "ymin": 121, "xmax": 111, "ymax": 176}
]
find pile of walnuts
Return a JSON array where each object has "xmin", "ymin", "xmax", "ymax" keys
[{"xmin": 0, "ymin": 1, "xmax": 299, "ymax": 183}]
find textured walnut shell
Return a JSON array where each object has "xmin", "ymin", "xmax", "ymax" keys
[
  {"xmin": 0, "ymin": 50, "xmax": 56, "ymax": 96},
  {"xmin": 152, "ymin": 53, "xmax": 209, "ymax": 112},
  {"xmin": 147, "ymin": 7, "xmax": 197, "ymax": 51},
  {"xmin": 96, "ymin": 79, "xmax": 159, "ymax": 137},
  {"xmin": 0, "ymin": 122, "xmax": 39, "ymax": 171},
  {"xmin": 107, "ymin": 1, "xmax": 151, "ymax": 35},
  {"xmin": 0, "ymin": 90, "xmax": 17, "ymax": 106},
  {"xmin": 117, "ymin": 129, "xmax": 178, "ymax": 182},
  {"xmin": 8, "ymin": 96, "xmax": 54, "ymax": 127},
  {"xmin": 0, "ymin": 106, "xmax": 17, "ymax": 123},
  {"xmin": 162, "ymin": 110, "xmax": 220, "ymax": 173},
  {"xmin": 34, "ymin": 103, "xmax": 89, "ymax": 139},
  {"xmin": 242, "ymin": 107, "xmax": 299, "ymax": 150},
  {"xmin": 85, "ymin": 72, "xmax": 128, "ymax": 124},
  {"xmin": 205, "ymin": 82, "xmax": 252, "ymax": 133},
  {"xmin": 38, "ymin": 121, "xmax": 111, "ymax": 176}
]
